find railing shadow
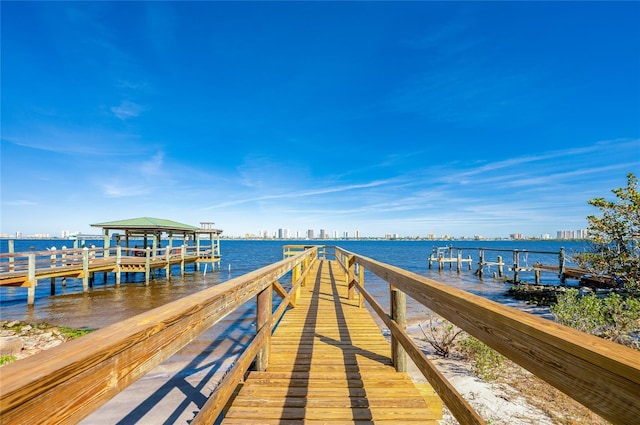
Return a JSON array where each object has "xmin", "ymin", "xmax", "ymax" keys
[{"xmin": 106, "ymin": 314, "xmax": 255, "ymax": 425}]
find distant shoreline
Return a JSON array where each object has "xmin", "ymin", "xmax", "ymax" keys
[{"xmin": 0, "ymin": 236, "xmax": 590, "ymax": 242}]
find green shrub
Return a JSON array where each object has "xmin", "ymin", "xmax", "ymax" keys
[
  {"xmin": 0, "ymin": 355, "xmax": 16, "ymax": 366},
  {"xmin": 57, "ymin": 326, "xmax": 92, "ymax": 340},
  {"xmin": 551, "ymin": 289, "xmax": 640, "ymax": 349},
  {"xmin": 457, "ymin": 335, "xmax": 505, "ymax": 380}
]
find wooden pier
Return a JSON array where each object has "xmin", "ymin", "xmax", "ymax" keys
[
  {"xmin": 430, "ymin": 246, "xmax": 610, "ymax": 286},
  {"xmin": 428, "ymin": 246, "xmax": 473, "ymax": 272},
  {"xmin": 0, "ymin": 217, "xmax": 223, "ymax": 305},
  {"xmin": 1, "ymin": 246, "xmax": 638, "ymax": 425},
  {"xmin": 0, "ymin": 244, "xmax": 221, "ymax": 305},
  {"xmin": 222, "ymin": 259, "xmax": 442, "ymax": 424}
]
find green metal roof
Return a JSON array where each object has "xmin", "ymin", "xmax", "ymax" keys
[{"xmin": 90, "ymin": 217, "xmax": 200, "ymax": 233}]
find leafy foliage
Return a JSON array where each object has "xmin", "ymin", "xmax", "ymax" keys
[
  {"xmin": 574, "ymin": 173, "xmax": 640, "ymax": 290},
  {"xmin": 0, "ymin": 355, "xmax": 16, "ymax": 366},
  {"xmin": 457, "ymin": 335, "xmax": 505, "ymax": 380},
  {"xmin": 551, "ymin": 289, "xmax": 640, "ymax": 349}
]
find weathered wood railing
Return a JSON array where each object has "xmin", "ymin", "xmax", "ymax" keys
[
  {"xmin": 0, "ymin": 244, "xmax": 222, "ymax": 304},
  {"xmin": 0, "ymin": 247, "xmax": 318, "ymax": 424},
  {"xmin": 333, "ymin": 246, "xmax": 639, "ymax": 425}
]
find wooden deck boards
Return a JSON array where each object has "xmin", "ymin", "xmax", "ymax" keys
[{"xmin": 222, "ymin": 259, "xmax": 441, "ymax": 424}]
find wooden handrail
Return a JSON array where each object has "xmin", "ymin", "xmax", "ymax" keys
[
  {"xmin": 334, "ymin": 247, "xmax": 640, "ymax": 425},
  {"xmin": 0, "ymin": 247, "xmax": 318, "ymax": 424}
]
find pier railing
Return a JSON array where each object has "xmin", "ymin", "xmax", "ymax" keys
[
  {"xmin": 428, "ymin": 245, "xmax": 590, "ymax": 285},
  {"xmin": 0, "ymin": 244, "xmax": 222, "ymax": 304},
  {"xmin": 333, "ymin": 246, "xmax": 639, "ymax": 425},
  {"xmin": 0, "ymin": 246, "xmax": 318, "ymax": 424}
]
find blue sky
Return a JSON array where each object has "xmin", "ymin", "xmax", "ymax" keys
[{"xmin": 2, "ymin": 1, "xmax": 639, "ymax": 238}]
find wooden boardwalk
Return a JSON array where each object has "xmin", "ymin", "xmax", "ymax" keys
[{"xmin": 222, "ymin": 259, "xmax": 441, "ymax": 424}]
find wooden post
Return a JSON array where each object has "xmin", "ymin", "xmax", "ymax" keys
[
  {"xmin": 256, "ymin": 284, "xmax": 272, "ymax": 371},
  {"xmin": 50, "ymin": 247, "xmax": 57, "ymax": 294},
  {"xmin": 449, "ymin": 246, "xmax": 453, "ymax": 270},
  {"xmin": 103, "ymin": 228, "xmax": 110, "ymax": 258},
  {"xmin": 292, "ymin": 262, "xmax": 300, "ymax": 304},
  {"xmin": 116, "ymin": 245, "xmax": 122, "ymax": 285},
  {"xmin": 390, "ymin": 285, "xmax": 406, "ymax": 372},
  {"xmin": 428, "ymin": 248, "xmax": 434, "ymax": 269},
  {"xmin": 27, "ymin": 252, "xmax": 36, "ymax": 306},
  {"xmin": 347, "ymin": 255, "xmax": 355, "ymax": 300},
  {"xmin": 179, "ymin": 244, "xmax": 185, "ymax": 275},
  {"xmin": 195, "ymin": 234, "xmax": 201, "ymax": 271},
  {"xmin": 559, "ymin": 247, "xmax": 566, "ymax": 285},
  {"xmin": 358, "ymin": 263, "xmax": 365, "ymax": 308},
  {"xmin": 497, "ymin": 255, "xmax": 503, "ymax": 277},
  {"xmin": 145, "ymin": 247, "xmax": 151, "ymax": 286},
  {"xmin": 513, "ymin": 251, "xmax": 520, "ymax": 283},
  {"xmin": 535, "ymin": 269, "xmax": 541, "ymax": 284},
  {"xmin": 456, "ymin": 250, "xmax": 462, "ymax": 273},
  {"xmin": 8, "ymin": 239, "xmax": 15, "ymax": 272},
  {"xmin": 476, "ymin": 249, "xmax": 484, "ymax": 278},
  {"xmin": 165, "ymin": 246, "xmax": 171, "ymax": 279},
  {"xmin": 82, "ymin": 247, "xmax": 89, "ymax": 292}
]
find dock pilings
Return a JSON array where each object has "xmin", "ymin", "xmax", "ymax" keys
[{"xmin": 435, "ymin": 246, "xmax": 568, "ymax": 284}]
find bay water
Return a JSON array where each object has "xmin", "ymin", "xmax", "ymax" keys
[{"xmin": 0, "ymin": 238, "xmax": 588, "ymax": 326}]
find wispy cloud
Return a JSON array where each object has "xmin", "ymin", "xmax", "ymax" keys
[
  {"xmin": 111, "ymin": 101, "xmax": 142, "ymax": 120},
  {"xmin": 2, "ymin": 126, "xmax": 146, "ymax": 156},
  {"xmin": 201, "ymin": 179, "xmax": 396, "ymax": 210},
  {"xmin": 101, "ymin": 183, "xmax": 149, "ymax": 198},
  {"xmin": 3, "ymin": 200, "xmax": 38, "ymax": 206},
  {"xmin": 140, "ymin": 152, "xmax": 165, "ymax": 177}
]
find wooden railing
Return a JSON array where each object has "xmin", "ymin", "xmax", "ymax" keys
[
  {"xmin": 333, "ymin": 246, "xmax": 640, "ymax": 425},
  {"xmin": 0, "ymin": 244, "xmax": 223, "ymax": 304},
  {"xmin": 0, "ymin": 247, "xmax": 318, "ymax": 424}
]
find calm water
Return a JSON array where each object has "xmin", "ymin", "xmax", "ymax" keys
[{"xmin": 0, "ymin": 238, "xmax": 587, "ymax": 327}]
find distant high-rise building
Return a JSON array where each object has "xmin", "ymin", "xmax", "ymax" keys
[
  {"xmin": 354, "ymin": 230, "xmax": 361, "ymax": 239},
  {"xmin": 307, "ymin": 229, "xmax": 315, "ymax": 239},
  {"xmin": 319, "ymin": 229, "xmax": 326, "ymax": 239},
  {"xmin": 343, "ymin": 231, "xmax": 349, "ymax": 239},
  {"xmin": 557, "ymin": 230, "xmax": 576, "ymax": 239}
]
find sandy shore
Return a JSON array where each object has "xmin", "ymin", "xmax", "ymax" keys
[{"xmin": 402, "ymin": 324, "xmax": 555, "ymax": 425}]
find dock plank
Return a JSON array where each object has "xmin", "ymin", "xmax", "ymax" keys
[{"xmin": 221, "ymin": 259, "xmax": 442, "ymax": 424}]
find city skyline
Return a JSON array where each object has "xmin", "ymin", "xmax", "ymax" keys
[
  {"xmin": 3, "ymin": 225, "xmax": 588, "ymax": 241},
  {"xmin": 2, "ymin": 2, "xmax": 639, "ymax": 238}
]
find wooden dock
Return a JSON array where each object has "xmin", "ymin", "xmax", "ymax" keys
[
  {"xmin": 222, "ymin": 259, "xmax": 441, "ymax": 424},
  {"xmin": 0, "ymin": 245, "xmax": 221, "ymax": 305}
]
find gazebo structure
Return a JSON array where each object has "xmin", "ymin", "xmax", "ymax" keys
[{"xmin": 90, "ymin": 217, "xmax": 222, "ymax": 270}]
